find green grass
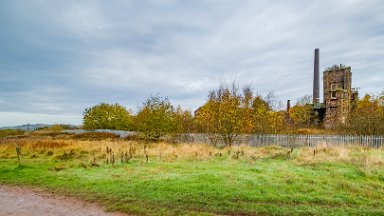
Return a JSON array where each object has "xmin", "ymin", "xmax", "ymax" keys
[{"xmin": 1, "ymin": 141, "xmax": 384, "ymax": 215}]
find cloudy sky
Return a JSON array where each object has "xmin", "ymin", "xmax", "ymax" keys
[{"xmin": 1, "ymin": 0, "xmax": 383, "ymax": 126}]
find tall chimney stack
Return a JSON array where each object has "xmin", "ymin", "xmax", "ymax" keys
[
  {"xmin": 287, "ymin": 100, "xmax": 291, "ymax": 113},
  {"xmin": 313, "ymin": 48, "xmax": 320, "ymax": 104}
]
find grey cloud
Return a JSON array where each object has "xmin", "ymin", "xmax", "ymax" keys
[{"xmin": 1, "ymin": 0, "xmax": 384, "ymax": 126}]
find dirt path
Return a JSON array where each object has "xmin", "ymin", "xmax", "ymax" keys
[{"xmin": 0, "ymin": 185, "xmax": 128, "ymax": 216}]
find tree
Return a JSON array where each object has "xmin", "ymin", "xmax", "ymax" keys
[
  {"xmin": 346, "ymin": 94, "xmax": 384, "ymax": 135},
  {"xmin": 83, "ymin": 103, "xmax": 133, "ymax": 130},
  {"xmin": 251, "ymin": 95, "xmax": 272, "ymax": 133},
  {"xmin": 264, "ymin": 111, "xmax": 286, "ymax": 134},
  {"xmin": 174, "ymin": 106, "xmax": 194, "ymax": 134},
  {"xmin": 241, "ymin": 85, "xmax": 255, "ymax": 134},
  {"xmin": 289, "ymin": 95, "xmax": 313, "ymax": 130},
  {"xmin": 195, "ymin": 82, "xmax": 244, "ymax": 146},
  {"xmin": 134, "ymin": 96, "xmax": 178, "ymax": 140},
  {"xmin": 195, "ymin": 83, "xmax": 288, "ymax": 145}
]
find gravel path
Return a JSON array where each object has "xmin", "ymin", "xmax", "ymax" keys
[{"xmin": 0, "ymin": 185, "xmax": 128, "ymax": 216}]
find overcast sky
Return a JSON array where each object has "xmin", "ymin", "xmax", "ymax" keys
[{"xmin": 1, "ymin": 0, "xmax": 383, "ymax": 126}]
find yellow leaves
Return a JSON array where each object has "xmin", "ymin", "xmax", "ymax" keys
[
  {"xmin": 83, "ymin": 103, "xmax": 133, "ymax": 130},
  {"xmin": 195, "ymin": 83, "xmax": 289, "ymax": 145},
  {"xmin": 135, "ymin": 96, "xmax": 178, "ymax": 139},
  {"xmin": 289, "ymin": 104, "xmax": 312, "ymax": 129},
  {"xmin": 347, "ymin": 93, "xmax": 384, "ymax": 135}
]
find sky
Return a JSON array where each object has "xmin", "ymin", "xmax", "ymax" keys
[{"xmin": 0, "ymin": 0, "xmax": 384, "ymax": 126}]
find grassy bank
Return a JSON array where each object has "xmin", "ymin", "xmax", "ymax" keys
[
  {"xmin": 0, "ymin": 129, "xmax": 24, "ymax": 137},
  {"xmin": 1, "ymin": 136, "xmax": 384, "ymax": 215}
]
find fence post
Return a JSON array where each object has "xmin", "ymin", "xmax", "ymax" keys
[{"xmin": 16, "ymin": 145, "xmax": 21, "ymax": 165}]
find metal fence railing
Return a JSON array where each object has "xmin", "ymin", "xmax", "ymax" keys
[
  {"xmin": 63, "ymin": 130, "xmax": 384, "ymax": 148},
  {"xmin": 171, "ymin": 134, "xmax": 384, "ymax": 148}
]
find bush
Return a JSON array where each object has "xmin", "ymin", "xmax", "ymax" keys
[
  {"xmin": 0, "ymin": 129, "xmax": 24, "ymax": 137},
  {"xmin": 73, "ymin": 132, "xmax": 120, "ymax": 140},
  {"xmin": 135, "ymin": 96, "xmax": 178, "ymax": 140},
  {"xmin": 83, "ymin": 103, "xmax": 133, "ymax": 130}
]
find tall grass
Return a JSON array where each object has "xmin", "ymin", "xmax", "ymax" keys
[{"xmin": 1, "ymin": 137, "xmax": 383, "ymax": 167}]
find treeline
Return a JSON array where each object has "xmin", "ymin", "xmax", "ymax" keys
[
  {"xmin": 343, "ymin": 94, "xmax": 384, "ymax": 135},
  {"xmin": 83, "ymin": 82, "xmax": 384, "ymax": 144}
]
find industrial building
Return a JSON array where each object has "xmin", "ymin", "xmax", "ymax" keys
[{"xmin": 310, "ymin": 49, "xmax": 358, "ymax": 128}]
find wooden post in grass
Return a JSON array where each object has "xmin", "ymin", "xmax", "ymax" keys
[
  {"xmin": 92, "ymin": 153, "xmax": 95, "ymax": 164},
  {"xmin": 124, "ymin": 151, "xmax": 129, "ymax": 163},
  {"xmin": 16, "ymin": 145, "xmax": 21, "ymax": 165},
  {"xmin": 144, "ymin": 144, "xmax": 147, "ymax": 155}
]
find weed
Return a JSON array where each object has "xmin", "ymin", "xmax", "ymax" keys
[
  {"xmin": 55, "ymin": 151, "xmax": 76, "ymax": 161},
  {"xmin": 49, "ymin": 166, "xmax": 66, "ymax": 172}
]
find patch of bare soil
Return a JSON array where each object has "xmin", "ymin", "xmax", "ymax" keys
[{"xmin": 0, "ymin": 185, "xmax": 128, "ymax": 216}]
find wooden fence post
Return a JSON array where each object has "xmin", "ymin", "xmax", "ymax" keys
[{"xmin": 16, "ymin": 145, "xmax": 21, "ymax": 165}]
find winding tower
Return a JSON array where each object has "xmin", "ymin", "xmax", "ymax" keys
[{"xmin": 323, "ymin": 65, "xmax": 353, "ymax": 128}]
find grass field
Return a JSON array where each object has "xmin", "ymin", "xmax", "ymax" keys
[{"xmin": 1, "ymin": 133, "xmax": 384, "ymax": 215}]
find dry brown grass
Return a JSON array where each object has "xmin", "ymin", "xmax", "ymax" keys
[
  {"xmin": 295, "ymin": 142, "xmax": 384, "ymax": 168},
  {"xmin": 0, "ymin": 137, "xmax": 291, "ymax": 162},
  {"xmin": 1, "ymin": 136, "xmax": 383, "ymax": 168}
]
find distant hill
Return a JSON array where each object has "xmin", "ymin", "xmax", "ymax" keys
[{"xmin": 0, "ymin": 124, "xmax": 51, "ymax": 131}]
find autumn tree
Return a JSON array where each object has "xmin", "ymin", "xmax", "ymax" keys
[
  {"xmin": 251, "ymin": 95, "xmax": 273, "ymax": 133},
  {"xmin": 345, "ymin": 93, "xmax": 384, "ymax": 135},
  {"xmin": 289, "ymin": 95, "xmax": 313, "ymax": 131},
  {"xmin": 174, "ymin": 106, "xmax": 194, "ymax": 134},
  {"xmin": 264, "ymin": 111, "xmax": 286, "ymax": 134},
  {"xmin": 244, "ymin": 91, "xmax": 286, "ymax": 134},
  {"xmin": 241, "ymin": 86, "xmax": 256, "ymax": 134},
  {"xmin": 83, "ymin": 103, "xmax": 133, "ymax": 130},
  {"xmin": 195, "ymin": 83, "xmax": 244, "ymax": 146},
  {"xmin": 194, "ymin": 100, "xmax": 217, "ymax": 133},
  {"xmin": 134, "ymin": 96, "xmax": 178, "ymax": 140},
  {"xmin": 195, "ymin": 83, "xmax": 288, "ymax": 145}
]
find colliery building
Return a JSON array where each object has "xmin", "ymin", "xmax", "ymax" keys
[{"xmin": 300, "ymin": 49, "xmax": 358, "ymax": 128}]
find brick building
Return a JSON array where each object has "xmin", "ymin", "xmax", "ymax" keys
[
  {"xmin": 323, "ymin": 65, "xmax": 357, "ymax": 128},
  {"xmin": 301, "ymin": 49, "xmax": 358, "ymax": 128}
]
